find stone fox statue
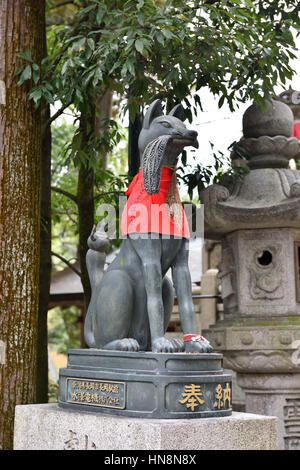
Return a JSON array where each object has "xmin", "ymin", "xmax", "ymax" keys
[{"xmin": 84, "ymin": 99, "xmax": 212, "ymax": 354}]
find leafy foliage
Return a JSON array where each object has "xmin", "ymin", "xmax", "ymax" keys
[
  {"xmin": 15, "ymin": 0, "xmax": 300, "ymax": 200},
  {"xmin": 48, "ymin": 306, "xmax": 81, "ymax": 354},
  {"xmin": 16, "ymin": 0, "xmax": 300, "ymax": 119},
  {"xmin": 179, "ymin": 142, "xmax": 250, "ymax": 200}
]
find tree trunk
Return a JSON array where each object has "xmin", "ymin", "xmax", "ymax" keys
[
  {"xmin": 77, "ymin": 111, "xmax": 95, "ymax": 311},
  {"xmin": 36, "ymin": 6, "xmax": 52, "ymax": 404},
  {"xmin": 128, "ymin": 111, "xmax": 142, "ymax": 177},
  {"xmin": 36, "ymin": 101, "xmax": 52, "ymax": 404},
  {"xmin": 0, "ymin": 0, "xmax": 44, "ymax": 450},
  {"xmin": 76, "ymin": 93, "xmax": 114, "ymax": 343},
  {"xmin": 94, "ymin": 88, "xmax": 113, "ymax": 172},
  {"xmin": 77, "ymin": 162, "xmax": 94, "ymax": 309}
]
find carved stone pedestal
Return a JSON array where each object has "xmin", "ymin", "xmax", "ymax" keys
[
  {"xmin": 204, "ymin": 321, "xmax": 300, "ymax": 449},
  {"xmin": 237, "ymin": 373, "xmax": 300, "ymax": 450},
  {"xmin": 13, "ymin": 403, "xmax": 278, "ymax": 450},
  {"xmin": 58, "ymin": 349, "xmax": 232, "ymax": 419}
]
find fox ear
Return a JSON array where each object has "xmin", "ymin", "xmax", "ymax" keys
[
  {"xmin": 143, "ymin": 99, "xmax": 163, "ymax": 129},
  {"xmin": 168, "ymin": 103, "xmax": 185, "ymax": 121}
]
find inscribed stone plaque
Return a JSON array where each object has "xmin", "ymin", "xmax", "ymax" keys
[{"xmin": 66, "ymin": 378, "xmax": 126, "ymax": 409}]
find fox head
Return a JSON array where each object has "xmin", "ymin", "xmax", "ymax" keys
[{"xmin": 138, "ymin": 99, "xmax": 198, "ymax": 194}]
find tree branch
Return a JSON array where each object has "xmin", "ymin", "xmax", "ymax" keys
[
  {"xmin": 50, "ymin": 1, "xmax": 75, "ymax": 9},
  {"xmin": 51, "ymin": 251, "xmax": 81, "ymax": 276},
  {"xmin": 44, "ymin": 101, "xmax": 72, "ymax": 130},
  {"xmin": 93, "ymin": 190, "xmax": 125, "ymax": 202},
  {"xmin": 51, "ymin": 185, "xmax": 78, "ymax": 203}
]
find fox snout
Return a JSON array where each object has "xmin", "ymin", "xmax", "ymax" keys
[
  {"xmin": 183, "ymin": 129, "xmax": 198, "ymax": 145},
  {"xmin": 172, "ymin": 129, "xmax": 199, "ymax": 149},
  {"xmin": 185, "ymin": 130, "xmax": 198, "ymax": 140}
]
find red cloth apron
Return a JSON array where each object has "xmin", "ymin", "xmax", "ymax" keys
[
  {"xmin": 120, "ymin": 168, "xmax": 190, "ymax": 238},
  {"xmin": 292, "ymin": 121, "xmax": 300, "ymax": 140}
]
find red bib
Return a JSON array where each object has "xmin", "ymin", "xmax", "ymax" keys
[
  {"xmin": 120, "ymin": 168, "xmax": 190, "ymax": 238},
  {"xmin": 292, "ymin": 122, "xmax": 300, "ymax": 140}
]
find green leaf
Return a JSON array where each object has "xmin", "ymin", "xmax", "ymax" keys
[
  {"xmin": 135, "ymin": 39, "xmax": 144, "ymax": 54},
  {"xmin": 127, "ymin": 60, "xmax": 135, "ymax": 75},
  {"xmin": 41, "ymin": 88, "xmax": 55, "ymax": 105},
  {"xmin": 71, "ymin": 37, "xmax": 86, "ymax": 52},
  {"xmin": 61, "ymin": 60, "xmax": 70, "ymax": 75},
  {"xmin": 23, "ymin": 65, "xmax": 32, "ymax": 80},
  {"xmin": 28, "ymin": 87, "xmax": 42, "ymax": 105},
  {"xmin": 17, "ymin": 65, "xmax": 32, "ymax": 85},
  {"xmin": 218, "ymin": 94, "xmax": 225, "ymax": 108},
  {"xmin": 157, "ymin": 33, "xmax": 165, "ymax": 46},
  {"xmin": 81, "ymin": 4, "xmax": 97, "ymax": 14},
  {"xmin": 162, "ymin": 29, "xmax": 174, "ymax": 39},
  {"xmin": 17, "ymin": 49, "xmax": 33, "ymax": 63},
  {"xmin": 96, "ymin": 9, "xmax": 104, "ymax": 24},
  {"xmin": 87, "ymin": 38, "xmax": 95, "ymax": 51},
  {"xmin": 14, "ymin": 65, "xmax": 25, "ymax": 77},
  {"xmin": 32, "ymin": 64, "xmax": 40, "ymax": 84},
  {"xmin": 75, "ymin": 88, "xmax": 83, "ymax": 102},
  {"xmin": 93, "ymin": 66, "xmax": 103, "ymax": 86},
  {"xmin": 71, "ymin": 132, "xmax": 83, "ymax": 153}
]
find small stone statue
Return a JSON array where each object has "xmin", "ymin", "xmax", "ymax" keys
[{"xmin": 84, "ymin": 99, "xmax": 212, "ymax": 354}]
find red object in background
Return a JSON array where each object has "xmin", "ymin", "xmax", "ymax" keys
[
  {"xmin": 120, "ymin": 167, "xmax": 190, "ymax": 238},
  {"xmin": 292, "ymin": 121, "xmax": 300, "ymax": 140},
  {"xmin": 183, "ymin": 334, "xmax": 205, "ymax": 342}
]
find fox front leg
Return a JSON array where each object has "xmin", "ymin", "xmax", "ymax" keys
[
  {"xmin": 172, "ymin": 239, "xmax": 212, "ymax": 353},
  {"xmin": 129, "ymin": 236, "xmax": 183, "ymax": 353}
]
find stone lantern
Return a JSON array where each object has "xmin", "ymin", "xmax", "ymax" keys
[{"xmin": 201, "ymin": 98, "xmax": 300, "ymax": 450}]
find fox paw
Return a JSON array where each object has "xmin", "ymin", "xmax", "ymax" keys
[
  {"xmin": 152, "ymin": 337, "xmax": 184, "ymax": 353},
  {"xmin": 103, "ymin": 338, "xmax": 140, "ymax": 352},
  {"xmin": 184, "ymin": 334, "xmax": 213, "ymax": 353}
]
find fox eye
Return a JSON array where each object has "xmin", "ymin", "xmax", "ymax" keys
[{"xmin": 160, "ymin": 121, "xmax": 172, "ymax": 128}]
